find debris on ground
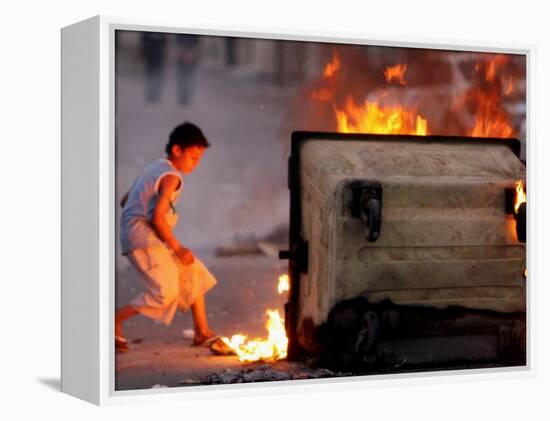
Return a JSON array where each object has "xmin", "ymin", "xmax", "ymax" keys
[
  {"xmin": 182, "ymin": 329, "xmax": 195, "ymax": 340},
  {"xmin": 177, "ymin": 362, "xmax": 352, "ymax": 386},
  {"xmin": 215, "ymin": 244, "xmax": 262, "ymax": 257},
  {"xmin": 215, "ymin": 225, "xmax": 288, "ymax": 257}
]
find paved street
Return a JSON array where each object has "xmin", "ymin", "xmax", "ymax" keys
[{"xmin": 115, "ymin": 255, "xmax": 293, "ymax": 390}]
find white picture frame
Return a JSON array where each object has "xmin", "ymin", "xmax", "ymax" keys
[{"xmin": 61, "ymin": 15, "xmax": 534, "ymax": 405}]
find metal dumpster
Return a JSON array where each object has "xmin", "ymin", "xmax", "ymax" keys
[{"xmin": 280, "ymin": 131, "xmax": 526, "ymax": 369}]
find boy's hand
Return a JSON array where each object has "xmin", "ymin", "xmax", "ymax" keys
[{"xmin": 175, "ymin": 246, "xmax": 194, "ymax": 266}]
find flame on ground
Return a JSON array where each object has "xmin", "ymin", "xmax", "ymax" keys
[
  {"xmin": 335, "ymin": 96, "xmax": 428, "ymax": 135},
  {"xmin": 384, "ymin": 64, "xmax": 407, "ymax": 85},
  {"xmin": 514, "ymin": 180, "xmax": 526, "ymax": 214},
  {"xmin": 220, "ymin": 274, "xmax": 289, "ymax": 362},
  {"xmin": 277, "ymin": 274, "xmax": 290, "ymax": 294}
]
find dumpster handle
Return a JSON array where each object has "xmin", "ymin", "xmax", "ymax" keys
[{"xmin": 361, "ymin": 193, "xmax": 381, "ymax": 242}]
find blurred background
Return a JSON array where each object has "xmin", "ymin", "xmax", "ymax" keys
[{"xmin": 115, "ymin": 30, "xmax": 526, "ymax": 257}]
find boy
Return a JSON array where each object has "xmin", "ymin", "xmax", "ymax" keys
[{"xmin": 116, "ymin": 122, "xmax": 218, "ymax": 352}]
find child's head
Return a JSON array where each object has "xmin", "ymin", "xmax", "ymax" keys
[{"xmin": 165, "ymin": 122, "xmax": 210, "ymax": 174}]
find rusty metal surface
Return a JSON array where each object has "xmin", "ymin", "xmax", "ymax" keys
[{"xmin": 295, "ymin": 136, "xmax": 526, "ymax": 340}]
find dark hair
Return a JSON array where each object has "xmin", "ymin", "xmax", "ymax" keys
[{"xmin": 165, "ymin": 122, "xmax": 210, "ymax": 155}]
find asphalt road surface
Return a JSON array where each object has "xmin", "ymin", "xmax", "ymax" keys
[{"xmin": 115, "ymin": 254, "xmax": 293, "ymax": 390}]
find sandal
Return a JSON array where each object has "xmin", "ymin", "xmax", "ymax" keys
[
  {"xmin": 193, "ymin": 334, "xmax": 221, "ymax": 347},
  {"xmin": 209, "ymin": 338, "xmax": 237, "ymax": 356},
  {"xmin": 115, "ymin": 335, "xmax": 129, "ymax": 353}
]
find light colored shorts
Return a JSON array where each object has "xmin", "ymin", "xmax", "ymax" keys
[{"xmin": 126, "ymin": 246, "xmax": 217, "ymax": 325}]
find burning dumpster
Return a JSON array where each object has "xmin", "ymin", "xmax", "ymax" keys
[{"xmin": 280, "ymin": 131, "xmax": 526, "ymax": 369}]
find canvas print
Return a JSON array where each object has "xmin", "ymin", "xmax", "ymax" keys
[{"xmin": 114, "ymin": 30, "xmax": 527, "ymax": 390}]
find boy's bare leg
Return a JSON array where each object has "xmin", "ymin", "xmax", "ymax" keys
[
  {"xmin": 191, "ymin": 293, "xmax": 215, "ymax": 344},
  {"xmin": 115, "ymin": 305, "xmax": 139, "ymax": 338}
]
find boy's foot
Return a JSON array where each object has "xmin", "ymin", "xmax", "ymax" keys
[
  {"xmin": 210, "ymin": 338, "xmax": 237, "ymax": 356},
  {"xmin": 193, "ymin": 330, "xmax": 218, "ymax": 346}
]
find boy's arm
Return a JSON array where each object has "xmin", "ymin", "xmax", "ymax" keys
[{"xmin": 151, "ymin": 174, "xmax": 187, "ymax": 255}]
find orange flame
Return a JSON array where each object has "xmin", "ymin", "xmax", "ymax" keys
[
  {"xmin": 470, "ymin": 90, "xmax": 514, "ymax": 138},
  {"xmin": 504, "ymin": 75, "xmax": 514, "ymax": 96},
  {"xmin": 311, "ymin": 52, "xmax": 340, "ymax": 101},
  {"xmin": 311, "ymin": 87, "xmax": 336, "ymax": 102},
  {"xmin": 335, "ymin": 96, "xmax": 428, "ymax": 135},
  {"xmin": 469, "ymin": 91, "xmax": 514, "ymax": 138},
  {"xmin": 484, "ymin": 55, "xmax": 508, "ymax": 82},
  {"xmin": 469, "ymin": 55, "xmax": 514, "ymax": 138},
  {"xmin": 277, "ymin": 274, "xmax": 290, "ymax": 294},
  {"xmin": 311, "ymin": 52, "xmax": 517, "ymax": 140},
  {"xmin": 384, "ymin": 63, "xmax": 407, "ymax": 85},
  {"xmin": 221, "ymin": 310, "xmax": 288, "ymax": 362},
  {"xmin": 313, "ymin": 54, "xmax": 427, "ymax": 136},
  {"xmin": 514, "ymin": 180, "xmax": 526, "ymax": 214},
  {"xmin": 323, "ymin": 52, "xmax": 341, "ymax": 77},
  {"xmin": 220, "ymin": 274, "xmax": 289, "ymax": 362},
  {"xmin": 516, "ymin": 179, "xmax": 526, "ymax": 280}
]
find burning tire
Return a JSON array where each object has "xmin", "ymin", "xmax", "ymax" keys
[{"xmin": 319, "ymin": 297, "xmax": 380, "ymax": 370}]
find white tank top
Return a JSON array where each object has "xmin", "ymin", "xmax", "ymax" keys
[{"xmin": 120, "ymin": 159, "xmax": 183, "ymax": 254}]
